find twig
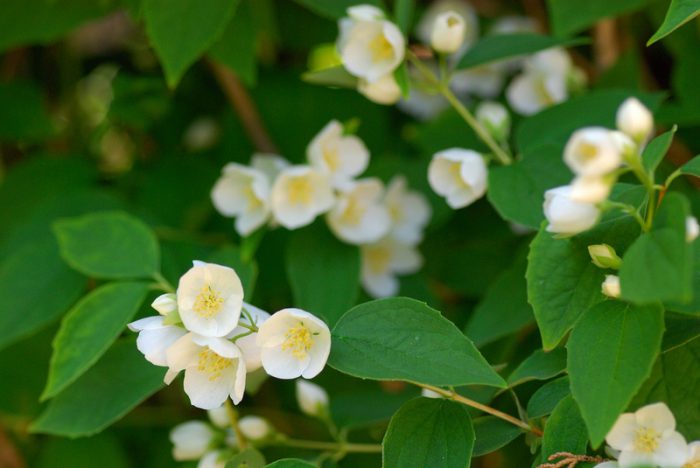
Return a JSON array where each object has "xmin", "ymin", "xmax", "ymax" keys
[
  {"xmin": 537, "ymin": 452, "xmax": 607, "ymax": 468},
  {"xmin": 594, "ymin": 19, "xmax": 619, "ymax": 72},
  {"xmin": 0, "ymin": 423, "xmax": 24, "ymax": 468},
  {"xmin": 225, "ymin": 399, "xmax": 249, "ymax": 451}
]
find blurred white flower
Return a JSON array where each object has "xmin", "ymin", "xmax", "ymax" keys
[
  {"xmin": 506, "ymin": 48, "xmax": 573, "ymax": 115},
  {"xmin": 421, "ymin": 388, "xmax": 443, "ymax": 398},
  {"xmin": 227, "ymin": 302, "xmax": 270, "ymax": 373},
  {"xmin": 564, "ymin": 127, "xmax": 622, "ymax": 177},
  {"xmin": 151, "ymin": 293, "xmax": 177, "ymax": 316},
  {"xmin": 602, "ymin": 275, "xmax": 621, "ymax": 298},
  {"xmin": 431, "ymin": 11, "xmax": 466, "ymax": 54},
  {"xmin": 616, "ymin": 97, "xmax": 654, "ymax": 144},
  {"xmin": 197, "ymin": 450, "xmax": 226, "ymax": 468},
  {"xmin": 165, "ymin": 333, "xmax": 247, "ymax": 409},
  {"xmin": 270, "ymin": 165, "xmax": 335, "ymax": 229},
  {"xmin": 307, "ymin": 120, "xmax": 369, "ymax": 187},
  {"xmin": 476, "ymin": 101, "xmax": 510, "ymax": 141},
  {"xmin": 327, "ymin": 178, "xmax": 391, "ymax": 245},
  {"xmin": 428, "ymin": 148, "xmax": 488, "ymax": 209},
  {"xmin": 128, "ymin": 316, "xmax": 187, "ymax": 367},
  {"xmin": 384, "ymin": 176, "xmax": 431, "ymax": 246},
  {"xmin": 397, "ymin": 85, "xmax": 448, "ymax": 120},
  {"xmin": 416, "ymin": 0, "xmax": 478, "ymax": 58},
  {"xmin": 361, "ymin": 237, "xmax": 422, "ymax": 297},
  {"xmin": 256, "ymin": 308, "xmax": 331, "ymax": 379},
  {"xmin": 570, "ymin": 175, "xmax": 612, "ymax": 203},
  {"xmin": 170, "ymin": 421, "xmax": 216, "ymax": 461},
  {"xmin": 250, "ymin": 153, "xmax": 290, "ymax": 183},
  {"xmin": 593, "ymin": 463, "xmax": 618, "ymax": 468},
  {"xmin": 451, "ymin": 64, "xmax": 505, "ymax": 99},
  {"xmin": 544, "ymin": 185, "xmax": 600, "ymax": 235},
  {"xmin": 211, "ymin": 163, "xmax": 271, "ymax": 236},
  {"xmin": 183, "ymin": 117, "xmax": 220, "ymax": 152},
  {"xmin": 296, "ymin": 379, "xmax": 329, "ymax": 418},
  {"xmin": 358, "ymin": 73, "xmax": 401, "ymax": 105},
  {"xmin": 685, "ymin": 441, "xmax": 700, "ymax": 467},
  {"xmin": 238, "ymin": 416, "xmax": 273, "ymax": 441},
  {"xmin": 687, "ymin": 216, "xmax": 699, "ymax": 243},
  {"xmin": 207, "ymin": 405, "xmax": 229, "ymax": 429},
  {"xmin": 605, "ymin": 402, "xmax": 688, "ymax": 468},
  {"xmin": 490, "ymin": 16, "xmax": 538, "ymax": 35}
]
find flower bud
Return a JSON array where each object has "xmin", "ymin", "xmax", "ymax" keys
[
  {"xmin": 238, "ymin": 416, "xmax": 273, "ymax": 441},
  {"xmin": 543, "ymin": 185, "xmax": 600, "ymax": 236},
  {"xmin": 421, "ymin": 388, "xmax": 443, "ymax": 399},
  {"xmin": 476, "ymin": 101, "xmax": 510, "ymax": 142},
  {"xmin": 616, "ymin": 97, "xmax": 653, "ymax": 144},
  {"xmin": 207, "ymin": 405, "xmax": 229, "ymax": 429},
  {"xmin": 430, "ymin": 11, "xmax": 466, "ymax": 54},
  {"xmin": 358, "ymin": 74, "xmax": 401, "ymax": 105},
  {"xmin": 296, "ymin": 379, "xmax": 329, "ymax": 418},
  {"xmin": 564, "ymin": 127, "xmax": 622, "ymax": 177},
  {"xmin": 588, "ymin": 244, "xmax": 622, "ymax": 270},
  {"xmin": 170, "ymin": 421, "xmax": 215, "ymax": 461},
  {"xmin": 687, "ymin": 216, "xmax": 699, "ymax": 243},
  {"xmin": 601, "ymin": 274, "xmax": 621, "ymax": 298},
  {"xmin": 151, "ymin": 293, "xmax": 177, "ymax": 316},
  {"xmin": 570, "ymin": 176, "xmax": 612, "ymax": 204}
]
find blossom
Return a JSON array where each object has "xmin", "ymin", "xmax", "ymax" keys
[
  {"xmin": 270, "ymin": 165, "xmax": 335, "ymax": 229},
  {"xmin": 428, "ymin": 148, "xmax": 488, "ymax": 209},
  {"xmin": 686, "ymin": 216, "xmax": 699, "ymax": 243},
  {"xmin": 506, "ymin": 48, "xmax": 573, "ymax": 115},
  {"xmin": 602, "ymin": 275, "xmax": 621, "ymax": 298},
  {"xmin": 170, "ymin": 421, "xmax": 216, "ymax": 461},
  {"xmin": 564, "ymin": 127, "xmax": 622, "ymax": 177},
  {"xmin": 384, "ymin": 176, "xmax": 431, "ymax": 245},
  {"xmin": 207, "ymin": 405, "xmax": 229, "ymax": 429},
  {"xmin": 685, "ymin": 441, "xmax": 700, "ymax": 467},
  {"xmin": 250, "ymin": 153, "xmax": 290, "ymax": 183},
  {"xmin": 227, "ymin": 302, "xmax": 270, "ymax": 372},
  {"xmin": 296, "ymin": 379, "xmax": 329, "ymax": 418},
  {"xmin": 128, "ymin": 316, "xmax": 187, "ymax": 366},
  {"xmin": 326, "ymin": 178, "xmax": 391, "ymax": 244},
  {"xmin": 177, "ymin": 261, "xmax": 244, "ymax": 338},
  {"xmin": 183, "ymin": 117, "xmax": 220, "ymax": 152},
  {"xmin": 476, "ymin": 101, "xmax": 510, "ymax": 141},
  {"xmin": 570, "ymin": 175, "xmax": 613, "ymax": 203},
  {"xmin": 430, "ymin": 11, "xmax": 466, "ymax": 54},
  {"xmin": 416, "ymin": 0, "xmax": 478, "ymax": 56},
  {"xmin": 256, "ymin": 308, "xmax": 331, "ymax": 379},
  {"xmin": 165, "ymin": 333, "xmax": 247, "ymax": 409},
  {"xmin": 616, "ymin": 97, "xmax": 653, "ymax": 144},
  {"xmin": 307, "ymin": 120, "xmax": 369, "ymax": 187},
  {"xmin": 361, "ymin": 237, "xmax": 423, "ymax": 297},
  {"xmin": 151, "ymin": 293, "xmax": 177, "ymax": 315},
  {"xmin": 211, "ymin": 163, "xmax": 271, "ymax": 236},
  {"xmin": 605, "ymin": 402, "xmax": 688, "ymax": 468},
  {"xmin": 544, "ymin": 185, "xmax": 600, "ymax": 235},
  {"xmin": 337, "ymin": 6, "xmax": 405, "ymax": 83},
  {"xmin": 198, "ymin": 451, "xmax": 227, "ymax": 468},
  {"xmin": 421, "ymin": 388, "xmax": 443, "ymax": 399},
  {"xmin": 238, "ymin": 416, "xmax": 273, "ymax": 441},
  {"xmin": 588, "ymin": 244, "xmax": 622, "ymax": 270},
  {"xmin": 358, "ymin": 73, "xmax": 401, "ymax": 105}
]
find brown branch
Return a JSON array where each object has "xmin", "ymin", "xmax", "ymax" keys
[
  {"xmin": 0, "ymin": 424, "xmax": 24, "ymax": 468},
  {"xmin": 594, "ymin": 19, "xmax": 620, "ymax": 73},
  {"xmin": 205, "ymin": 58, "xmax": 278, "ymax": 154},
  {"xmin": 537, "ymin": 452, "xmax": 607, "ymax": 468}
]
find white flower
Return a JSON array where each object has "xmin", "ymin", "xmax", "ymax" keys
[
  {"xmin": 527, "ymin": 48, "xmax": 573, "ymax": 76},
  {"xmin": 421, "ymin": 388, "xmax": 443, "ymax": 399},
  {"xmin": 544, "ymin": 185, "xmax": 600, "ymax": 235},
  {"xmin": 211, "ymin": 163, "xmax": 271, "ymax": 236},
  {"xmin": 337, "ymin": 9, "xmax": 405, "ymax": 83},
  {"xmin": 296, "ymin": 379, "xmax": 329, "ymax": 418},
  {"xmin": 256, "ymin": 309, "xmax": 331, "ymax": 379},
  {"xmin": 451, "ymin": 65, "xmax": 505, "ymax": 99},
  {"xmin": 686, "ymin": 216, "xmax": 699, "ymax": 243},
  {"xmin": 416, "ymin": 0, "xmax": 478, "ymax": 56},
  {"xmin": 166, "ymin": 333, "xmax": 247, "ymax": 409},
  {"xmin": 602, "ymin": 275, "xmax": 621, "ymax": 298},
  {"xmin": 506, "ymin": 71, "xmax": 567, "ymax": 116},
  {"xmin": 227, "ymin": 302, "xmax": 270, "ymax": 373},
  {"xmin": 570, "ymin": 175, "xmax": 613, "ymax": 203},
  {"xmin": 170, "ymin": 421, "xmax": 215, "ymax": 461},
  {"xmin": 270, "ymin": 165, "xmax": 335, "ymax": 229},
  {"xmin": 476, "ymin": 101, "xmax": 510, "ymax": 141},
  {"xmin": 616, "ymin": 97, "xmax": 653, "ymax": 144},
  {"xmin": 428, "ymin": 148, "xmax": 488, "ymax": 209},
  {"xmin": 128, "ymin": 316, "xmax": 187, "ymax": 366},
  {"xmin": 207, "ymin": 405, "xmax": 229, "ymax": 429},
  {"xmin": 430, "ymin": 11, "xmax": 466, "ymax": 54},
  {"xmin": 177, "ymin": 261, "xmax": 244, "ymax": 338},
  {"xmin": 361, "ymin": 237, "xmax": 422, "ymax": 298},
  {"xmin": 183, "ymin": 117, "xmax": 220, "ymax": 152},
  {"xmin": 384, "ymin": 176, "xmax": 431, "ymax": 245},
  {"xmin": 152, "ymin": 293, "xmax": 177, "ymax": 316},
  {"xmin": 564, "ymin": 127, "xmax": 622, "ymax": 177},
  {"xmin": 685, "ymin": 441, "xmax": 700, "ymax": 467},
  {"xmin": 347, "ymin": 4, "xmax": 384, "ymax": 21},
  {"xmin": 594, "ymin": 463, "xmax": 619, "ymax": 468},
  {"xmin": 327, "ymin": 178, "xmax": 391, "ymax": 245},
  {"xmin": 250, "ymin": 153, "xmax": 290, "ymax": 183},
  {"xmin": 606, "ymin": 402, "xmax": 688, "ymax": 468},
  {"xmin": 307, "ymin": 120, "xmax": 369, "ymax": 187},
  {"xmin": 490, "ymin": 16, "xmax": 538, "ymax": 35},
  {"xmin": 588, "ymin": 244, "xmax": 622, "ymax": 270},
  {"xmin": 198, "ymin": 450, "xmax": 226, "ymax": 468},
  {"xmin": 238, "ymin": 416, "xmax": 273, "ymax": 441},
  {"xmin": 358, "ymin": 73, "xmax": 401, "ymax": 105}
]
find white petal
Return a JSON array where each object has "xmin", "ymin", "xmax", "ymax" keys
[
  {"xmin": 261, "ymin": 345, "xmax": 310, "ymax": 379},
  {"xmin": 136, "ymin": 323, "xmax": 187, "ymax": 366},
  {"xmin": 635, "ymin": 402, "xmax": 676, "ymax": 433},
  {"xmin": 184, "ymin": 366, "xmax": 237, "ymax": 410},
  {"xmin": 170, "ymin": 421, "xmax": 214, "ymax": 461},
  {"xmin": 653, "ymin": 431, "xmax": 688, "ymax": 467},
  {"xmin": 606, "ymin": 413, "xmax": 639, "ymax": 451}
]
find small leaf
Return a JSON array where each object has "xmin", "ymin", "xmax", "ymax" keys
[
  {"xmin": 265, "ymin": 460, "xmax": 316, "ymax": 468},
  {"xmin": 54, "ymin": 211, "xmax": 160, "ymax": 280},
  {"xmin": 541, "ymin": 396, "xmax": 588, "ymax": 459},
  {"xmin": 209, "ymin": 0, "xmax": 257, "ymax": 86},
  {"xmin": 301, "ymin": 66, "xmax": 358, "ymax": 89},
  {"xmin": 648, "ymin": 0, "xmax": 700, "ymax": 45},
  {"xmin": 507, "ymin": 348, "xmax": 567, "ymax": 388},
  {"xmin": 472, "ymin": 417, "xmax": 523, "ymax": 457},
  {"xmin": 42, "ymin": 282, "xmax": 150, "ymax": 400},
  {"xmin": 394, "ymin": 0, "xmax": 414, "ymax": 35},
  {"xmin": 680, "ymin": 155, "xmax": 700, "ymax": 177},
  {"xmin": 383, "ymin": 398, "xmax": 474, "ymax": 468},
  {"xmin": 527, "ymin": 376, "xmax": 570, "ymax": 419},
  {"xmin": 225, "ymin": 448, "xmax": 265, "ymax": 468},
  {"xmin": 393, "ymin": 62, "xmax": 410, "ymax": 99},
  {"xmin": 642, "ymin": 125, "xmax": 676, "ymax": 173},
  {"xmin": 330, "ymin": 297, "xmax": 506, "ymax": 388}
]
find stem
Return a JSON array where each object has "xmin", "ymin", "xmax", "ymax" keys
[
  {"xmin": 406, "ymin": 51, "xmax": 513, "ymax": 165},
  {"xmin": 152, "ymin": 272, "xmax": 175, "ymax": 293},
  {"xmin": 271, "ymin": 436, "xmax": 382, "ymax": 454},
  {"xmin": 416, "ymin": 383, "xmax": 543, "ymax": 437},
  {"xmin": 602, "ymin": 201, "xmax": 647, "ymax": 231},
  {"xmin": 225, "ymin": 399, "xmax": 249, "ymax": 451}
]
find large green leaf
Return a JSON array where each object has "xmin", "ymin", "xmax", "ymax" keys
[
  {"xmin": 642, "ymin": 126, "xmax": 676, "ymax": 173},
  {"xmin": 265, "ymin": 460, "xmax": 316, "ymax": 468},
  {"xmin": 541, "ymin": 396, "xmax": 588, "ymax": 460},
  {"xmin": 329, "ymin": 297, "xmax": 506, "ymax": 388},
  {"xmin": 143, "ymin": 0, "xmax": 238, "ymax": 87},
  {"xmin": 507, "ymin": 348, "xmax": 567, "ymax": 388},
  {"xmin": 286, "ymin": 223, "xmax": 360, "ymax": 326},
  {"xmin": 42, "ymin": 282, "xmax": 150, "ymax": 400},
  {"xmin": 568, "ymin": 301, "xmax": 664, "ymax": 447},
  {"xmin": 293, "ymin": 0, "xmax": 383, "ymax": 20},
  {"xmin": 383, "ymin": 398, "xmax": 474, "ymax": 468},
  {"xmin": 35, "ymin": 433, "xmax": 130, "ymax": 468},
  {"xmin": 54, "ymin": 211, "xmax": 160, "ymax": 280},
  {"xmin": 209, "ymin": 0, "xmax": 257, "ymax": 86},
  {"xmin": 547, "ymin": 0, "xmax": 652, "ymax": 36},
  {"xmin": 527, "ymin": 376, "xmax": 570, "ymax": 419},
  {"xmin": 648, "ymin": 0, "xmax": 700, "ymax": 45},
  {"xmin": 30, "ymin": 339, "xmax": 164, "ymax": 437},
  {"xmin": 225, "ymin": 449, "xmax": 265, "ymax": 468},
  {"xmin": 662, "ymin": 312, "xmax": 700, "ymax": 352},
  {"xmin": 472, "ymin": 417, "xmax": 523, "ymax": 457},
  {"xmin": 680, "ymin": 155, "xmax": 700, "ymax": 177}
]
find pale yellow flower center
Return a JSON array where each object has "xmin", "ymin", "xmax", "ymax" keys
[
  {"xmin": 369, "ymin": 34, "xmax": 394, "ymax": 62},
  {"xmin": 197, "ymin": 348, "xmax": 233, "ymax": 381},
  {"xmin": 633, "ymin": 427, "xmax": 660, "ymax": 453},
  {"xmin": 244, "ymin": 184, "xmax": 262, "ymax": 210},
  {"xmin": 576, "ymin": 141, "xmax": 600, "ymax": 162},
  {"xmin": 447, "ymin": 161, "xmax": 469, "ymax": 188},
  {"xmin": 287, "ymin": 177, "xmax": 313, "ymax": 205},
  {"xmin": 684, "ymin": 461, "xmax": 700, "ymax": 468},
  {"xmin": 446, "ymin": 16, "xmax": 460, "ymax": 27},
  {"xmin": 339, "ymin": 196, "xmax": 364, "ymax": 225},
  {"xmin": 365, "ymin": 245, "xmax": 391, "ymax": 275},
  {"xmin": 282, "ymin": 322, "xmax": 314, "ymax": 360},
  {"xmin": 535, "ymin": 78, "xmax": 556, "ymax": 106},
  {"xmin": 323, "ymin": 145, "xmax": 340, "ymax": 172},
  {"xmin": 193, "ymin": 285, "xmax": 224, "ymax": 318}
]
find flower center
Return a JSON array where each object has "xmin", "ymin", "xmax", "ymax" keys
[
  {"xmin": 535, "ymin": 77, "xmax": 556, "ymax": 105},
  {"xmin": 340, "ymin": 196, "xmax": 364, "ymax": 225},
  {"xmin": 368, "ymin": 34, "xmax": 394, "ymax": 62},
  {"xmin": 633, "ymin": 427, "xmax": 660, "ymax": 453},
  {"xmin": 193, "ymin": 285, "xmax": 224, "ymax": 318},
  {"xmin": 323, "ymin": 145, "xmax": 340, "ymax": 172},
  {"xmin": 197, "ymin": 348, "xmax": 233, "ymax": 381},
  {"xmin": 365, "ymin": 245, "xmax": 391, "ymax": 274},
  {"xmin": 244, "ymin": 184, "xmax": 262, "ymax": 210},
  {"xmin": 577, "ymin": 141, "xmax": 600, "ymax": 162},
  {"xmin": 287, "ymin": 177, "xmax": 313, "ymax": 205},
  {"xmin": 446, "ymin": 15, "xmax": 460, "ymax": 28},
  {"xmin": 281, "ymin": 322, "xmax": 314, "ymax": 360},
  {"xmin": 685, "ymin": 461, "xmax": 700, "ymax": 468}
]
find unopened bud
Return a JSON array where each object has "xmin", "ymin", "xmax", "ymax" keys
[
  {"xmin": 296, "ymin": 379, "xmax": 329, "ymax": 418},
  {"xmin": 601, "ymin": 274, "xmax": 621, "ymax": 298},
  {"xmin": 616, "ymin": 97, "xmax": 653, "ymax": 144},
  {"xmin": 152, "ymin": 293, "xmax": 177, "ymax": 316},
  {"xmin": 431, "ymin": 11, "xmax": 466, "ymax": 54},
  {"xmin": 238, "ymin": 416, "xmax": 274, "ymax": 441},
  {"xmin": 358, "ymin": 74, "xmax": 401, "ymax": 105},
  {"xmin": 588, "ymin": 244, "xmax": 622, "ymax": 270},
  {"xmin": 687, "ymin": 216, "xmax": 699, "ymax": 243}
]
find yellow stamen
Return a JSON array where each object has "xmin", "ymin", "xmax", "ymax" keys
[
  {"xmin": 281, "ymin": 322, "xmax": 314, "ymax": 360},
  {"xmin": 244, "ymin": 184, "xmax": 262, "ymax": 209},
  {"xmin": 577, "ymin": 141, "xmax": 600, "ymax": 162},
  {"xmin": 368, "ymin": 34, "xmax": 394, "ymax": 62},
  {"xmin": 685, "ymin": 460, "xmax": 700, "ymax": 468},
  {"xmin": 339, "ymin": 196, "xmax": 364, "ymax": 225},
  {"xmin": 365, "ymin": 245, "xmax": 391, "ymax": 275},
  {"xmin": 193, "ymin": 285, "xmax": 224, "ymax": 318},
  {"xmin": 323, "ymin": 145, "xmax": 340, "ymax": 172},
  {"xmin": 197, "ymin": 348, "xmax": 233, "ymax": 381},
  {"xmin": 287, "ymin": 177, "xmax": 313, "ymax": 204},
  {"xmin": 633, "ymin": 427, "xmax": 660, "ymax": 453}
]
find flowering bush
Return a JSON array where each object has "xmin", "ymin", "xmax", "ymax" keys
[{"xmin": 1, "ymin": 1, "xmax": 700, "ymax": 467}]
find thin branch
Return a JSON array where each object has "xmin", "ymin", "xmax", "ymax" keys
[
  {"xmin": 594, "ymin": 19, "xmax": 619, "ymax": 73},
  {"xmin": 0, "ymin": 423, "xmax": 24, "ymax": 468}
]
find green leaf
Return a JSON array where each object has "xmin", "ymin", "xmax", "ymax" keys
[
  {"xmin": 226, "ymin": 448, "xmax": 266, "ymax": 468},
  {"xmin": 394, "ymin": 62, "xmax": 410, "ymax": 99},
  {"xmin": 0, "ymin": 81, "xmax": 54, "ymax": 142},
  {"xmin": 394, "ymin": 0, "xmax": 414, "ymax": 35},
  {"xmin": 329, "ymin": 297, "xmax": 506, "ymax": 388},
  {"xmin": 642, "ymin": 125, "xmax": 676, "ymax": 173},
  {"xmin": 209, "ymin": 0, "xmax": 257, "ymax": 86},
  {"xmin": 30, "ymin": 339, "xmax": 164, "ymax": 437},
  {"xmin": 265, "ymin": 460, "xmax": 316, "ymax": 468},
  {"xmin": 648, "ymin": 0, "xmax": 700, "ymax": 45},
  {"xmin": 546, "ymin": 0, "xmax": 652, "ymax": 36},
  {"xmin": 293, "ymin": 0, "xmax": 383, "ymax": 20},
  {"xmin": 301, "ymin": 66, "xmax": 358, "ymax": 89},
  {"xmin": 507, "ymin": 348, "xmax": 567, "ymax": 387},
  {"xmin": 472, "ymin": 417, "xmax": 523, "ymax": 457},
  {"xmin": 143, "ymin": 0, "xmax": 238, "ymax": 87},
  {"xmin": 208, "ymin": 245, "xmax": 258, "ymax": 298},
  {"xmin": 35, "ymin": 433, "xmax": 130, "ymax": 468},
  {"xmin": 54, "ymin": 211, "xmax": 160, "ymax": 280},
  {"xmin": 527, "ymin": 376, "xmax": 570, "ymax": 419},
  {"xmin": 663, "ymin": 312, "xmax": 700, "ymax": 352},
  {"xmin": 42, "ymin": 282, "xmax": 150, "ymax": 400},
  {"xmin": 568, "ymin": 301, "xmax": 664, "ymax": 447},
  {"xmin": 286, "ymin": 224, "xmax": 360, "ymax": 326},
  {"xmin": 680, "ymin": 155, "xmax": 700, "ymax": 177},
  {"xmin": 383, "ymin": 398, "xmax": 474, "ymax": 468},
  {"xmin": 667, "ymin": 242, "xmax": 700, "ymax": 315},
  {"xmin": 331, "ymin": 388, "xmax": 416, "ymax": 427},
  {"xmin": 541, "ymin": 396, "xmax": 588, "ymax": 459},
  {"xmin": 457, "ymin": 33, "xmax": 587, "ymax": 70}
]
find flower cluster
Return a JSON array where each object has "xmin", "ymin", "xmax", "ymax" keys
[
  {"xmin": 596, "ymin": 402, "xmax": 700, "ymax": 468},
  {"xmin": 129, "ymin": 261, "xmax": 331, "ymax": 410},
  {"xmin": 211, "ymin": 120, "xmax": 431, "ymax": 298}
]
